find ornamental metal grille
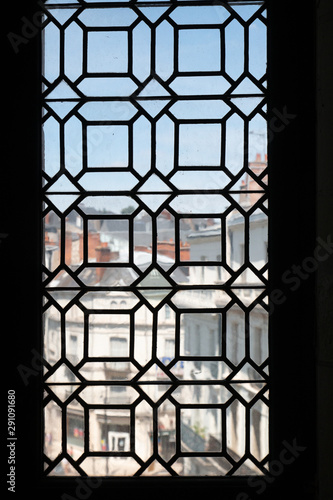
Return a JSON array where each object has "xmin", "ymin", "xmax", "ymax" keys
[{"xmin": 42, "ymin": 0, "xmax": 268, "ymax": 477}]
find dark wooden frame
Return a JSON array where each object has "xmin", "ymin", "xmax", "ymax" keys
[{"xmin": 2, "ymin": 0, "xmax": 316, "ymax": 498}]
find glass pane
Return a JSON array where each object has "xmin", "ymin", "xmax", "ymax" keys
[
  {"xmin": 178, "ymin": 123, "xmax": 222, "ymax": 167},
  {"xmin": 42, "ymin": 0, "xmax": 268, "ymax": 478},
  {"xmin": 178, "ymin": 29, "xmax": 221, "ymax": 72}
]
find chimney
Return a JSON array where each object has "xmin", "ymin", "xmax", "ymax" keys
[
  {"xmin": 65, "ymin": 231, "xmax": 73, "ymax": 266},
  {"xmin": 88, "ymin": 231, "xmax": 101, "ymax": 260},
  {"xmin": 134, "ymin": 245, "xmax": 152, "ymax": 254},
  {"xmin": 95, "ymin": 245, "xmax": 113, "ymax": 262},
  {"xmin": 157, "ymin": 239, "xmax": 175, "ymax": 259},
  {"xmin": 156, "ymin": 239, "xmax": 191, "ymax": 261},
  {"xmin": 239, "ymin": 179, "xmax": 249, "ymax": 206},
  {"xmin": 161, "ymin": 209, "xmax": 172, "ymax": 220},
  {"xmin": 95, "ymin": 245, "xmax": 119, "ymax": 283},
  {"xmin": 256, "ymin": 153, "xmax": 261, "ymax": 162},
  {"xmin": 180, "ymin": 241, "xmax": 190, "ymax": 261}
]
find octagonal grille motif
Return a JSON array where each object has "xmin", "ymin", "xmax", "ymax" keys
[{"xmin": 42, "ymin": 0, "xmax": 269, "ymax": 477}]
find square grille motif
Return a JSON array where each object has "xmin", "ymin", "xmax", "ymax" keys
[{"xmin": 42, "ymin": 0, "xmax": 268, "ymax": 477}]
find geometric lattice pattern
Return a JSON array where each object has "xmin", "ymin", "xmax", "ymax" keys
[{"xmin": 42, "ymin": 0, "xmax": 268, "ymax": 477}]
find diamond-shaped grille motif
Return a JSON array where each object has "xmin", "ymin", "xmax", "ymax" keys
[
  {"xmin": 136, "ymin": 99, "xmax": 172, "ymax": 118},
  {"xmin": 138, "ymin": 174, "xmax": 172, "ymax": 193},
  {"xmin": 137, "ymin": 268, "xmax": 173, "ymax": 288},
  {"xmin": 42, "ymin": 0, "xmax": 269, "ymax": 478},
  {"xmin": 136, "ymin": 268, "xmax": 173, "ymax": 305},
  {"xmin": 138, "ymin": 79, "xmax": 171, "ymax": 97}
]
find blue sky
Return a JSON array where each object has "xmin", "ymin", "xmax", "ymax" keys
[{"xmin": 43, "ymin": 2, "xmax": 267, "ymax": 212}]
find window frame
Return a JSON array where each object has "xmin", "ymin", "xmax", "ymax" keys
[{"xmin": 2, "ymin": 0, "xmax": 317, "ymax": 498}]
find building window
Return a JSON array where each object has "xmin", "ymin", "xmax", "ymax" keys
[
  {"xmin": 165, "ymin": 304, "xmax": 171, "ymax": 320},
  {"xmin": 110, "ymin": 337, "xmax": 128, "ymax": 358},
  {"xmin": 165, "ymin": 338, "xmax": 175, "ymax": 358},
  {"xmin": 67, "ymin": 415, "xmax": 84, "ymax": 449},
  {"xmin": 109, "ymin": 336, "xmax": 129, "ymax": 372},
  {"xmin": 42, "ymin": 0, "xmax": 269, "ymax": 478}
]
